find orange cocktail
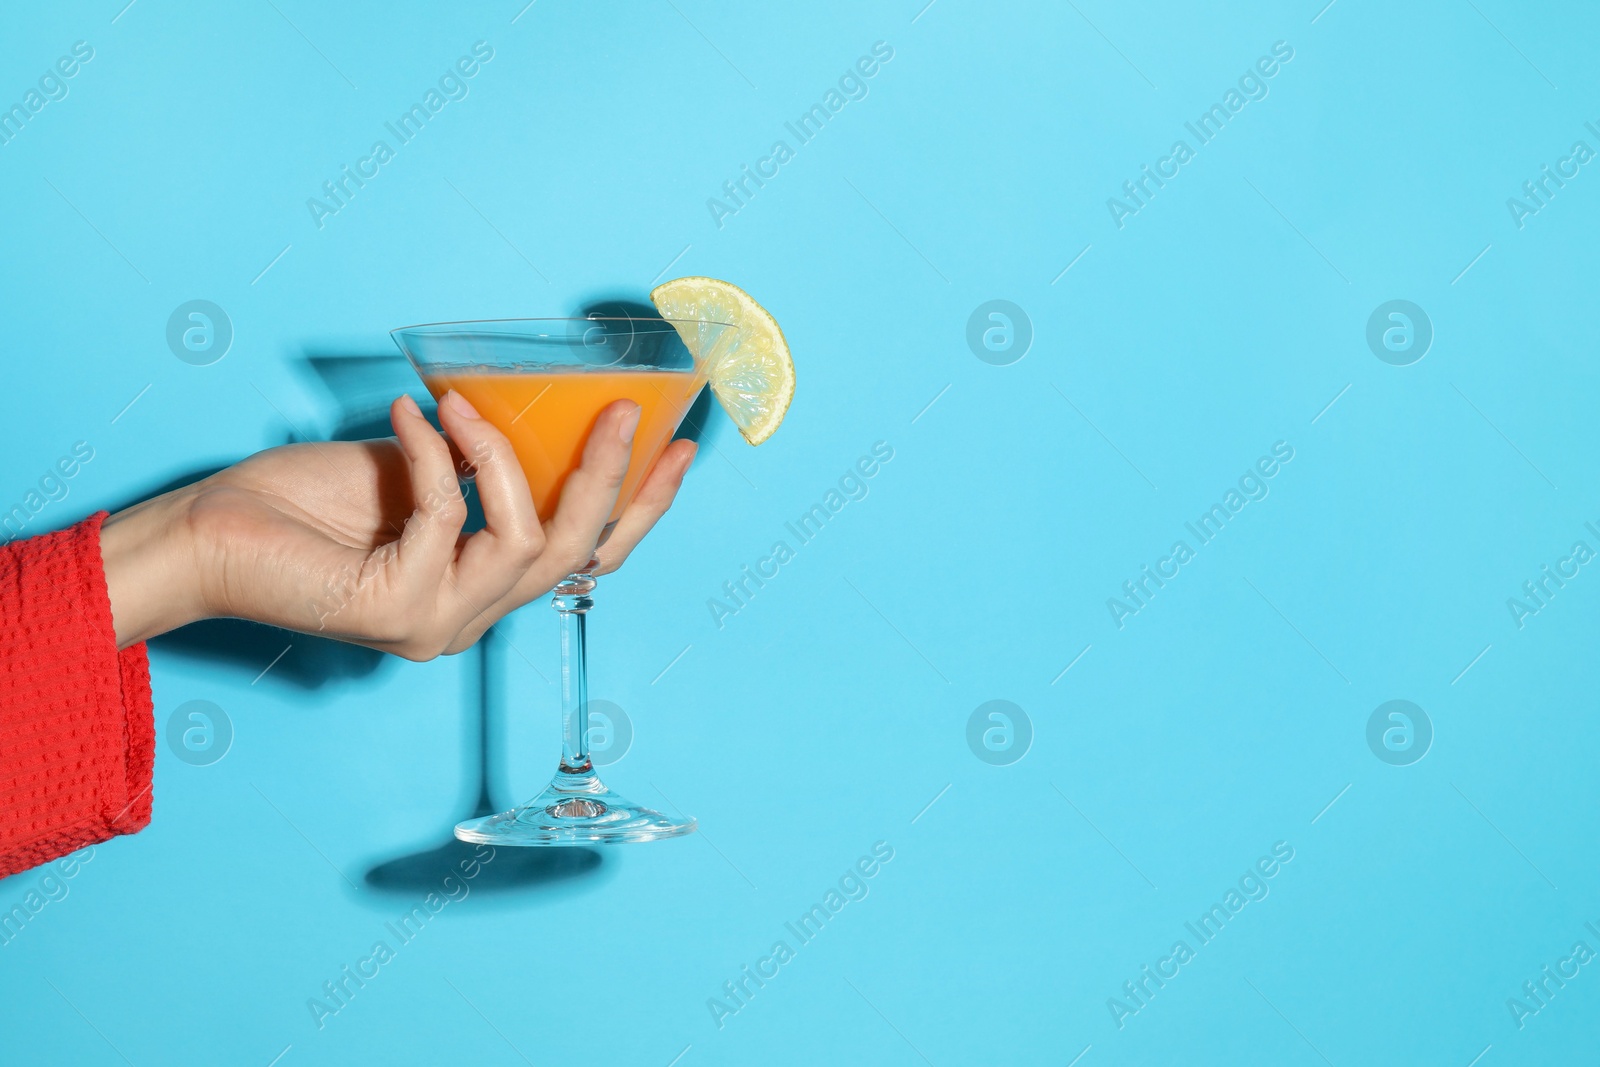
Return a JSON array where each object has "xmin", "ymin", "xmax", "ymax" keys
[
  {"xmin": 421, "ymin": 368, "xmax": 703, "ymax": 523},
  {"xmin": 392, "ymin": 314, "xmax": 748, "ymax": 847}
]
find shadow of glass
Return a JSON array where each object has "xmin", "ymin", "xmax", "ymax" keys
[
  {"xmin": 360, "ymin": 628, "xmax": 612, "ymax": 901},
  {"xmin": 299, "ymin": 352, "xmax": 429, "ymax": 442},
  {"xmin": 363, "ymin": 837, "xmax": 604, "ymax": 896}
]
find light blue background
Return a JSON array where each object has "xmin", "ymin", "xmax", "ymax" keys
[{"xmin": 3, "ymin": 1, "xmax": 1599, "ymax": 1063}]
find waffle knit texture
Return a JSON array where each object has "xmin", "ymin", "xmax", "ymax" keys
[{"xmin": 0, "ymin": 512, "xmax": 153, "ymax": 879}]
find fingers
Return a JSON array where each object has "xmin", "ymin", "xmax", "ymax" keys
[
  {"xmin": 436, "ymin": 390, "xmax": 545, "ymax": 616},
  {"xmin": 369, "ymin": 395, "xmax": 640, "ymax": 659},
  {"xmin": 387, "ymin": 394, "xmax": 468, "ymax": 587},
  {"xmin": 541, "ymin": 399, "xmax": 639, "ymax": 574},
  {"xmin": 592, "ymin": 439, "xmax": 696, "ymax": 575}
]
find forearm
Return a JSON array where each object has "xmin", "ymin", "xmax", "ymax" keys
[{"xmin": 101, "ymin": 488, "xmax": 208, "ymax": 649}]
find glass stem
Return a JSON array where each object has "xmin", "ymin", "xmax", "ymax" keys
[{"xmin": 553, "ymin": 572, "xmax": 597, "ymax": 776}]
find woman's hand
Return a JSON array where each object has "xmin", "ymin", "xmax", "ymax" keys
[{"xmin": 100, "ymin": 392, "xmax": 698, "ymax": 657}]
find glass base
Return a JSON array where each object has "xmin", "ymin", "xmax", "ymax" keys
[{"xmin": 453, "ymin": 769, "xmax": 696, "ymax": 846}]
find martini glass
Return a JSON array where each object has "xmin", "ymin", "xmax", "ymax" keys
[{"xmin": 391, "ymin": 316, "xmax": 733, "ymax": 844}]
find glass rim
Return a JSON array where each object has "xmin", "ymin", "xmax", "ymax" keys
[{"xmin": 389, "ymin": 315, "xmax": 735, "ymax": 336}]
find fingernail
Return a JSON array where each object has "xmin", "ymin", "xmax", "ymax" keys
[
  {"xmin": 618, "ymin": 403, "xmax": 641, "ymax": 445},
  {"xmin": 398, "ymin": 394, "xmax": 422, "ymax": 417},
  {"xmin": 675, "ymin": 444, "xmax": 697, "ymax": 482},
  {"xmin": 444, "ymin": 390, "xmax": 482, "ymax": 420}
]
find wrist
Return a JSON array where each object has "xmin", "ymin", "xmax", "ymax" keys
[{"xmin": 101, "ymin": 487, "xmax": 209, "ymax": 648}]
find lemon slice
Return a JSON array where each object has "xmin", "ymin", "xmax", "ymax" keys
[{"xmin": 651, "ymin": 276, "xmax": 794, "ymax": 445}]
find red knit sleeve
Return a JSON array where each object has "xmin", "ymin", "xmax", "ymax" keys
[{"xmin": 0, "ymin": 511, "xmax": 155, "ymax": 880}]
